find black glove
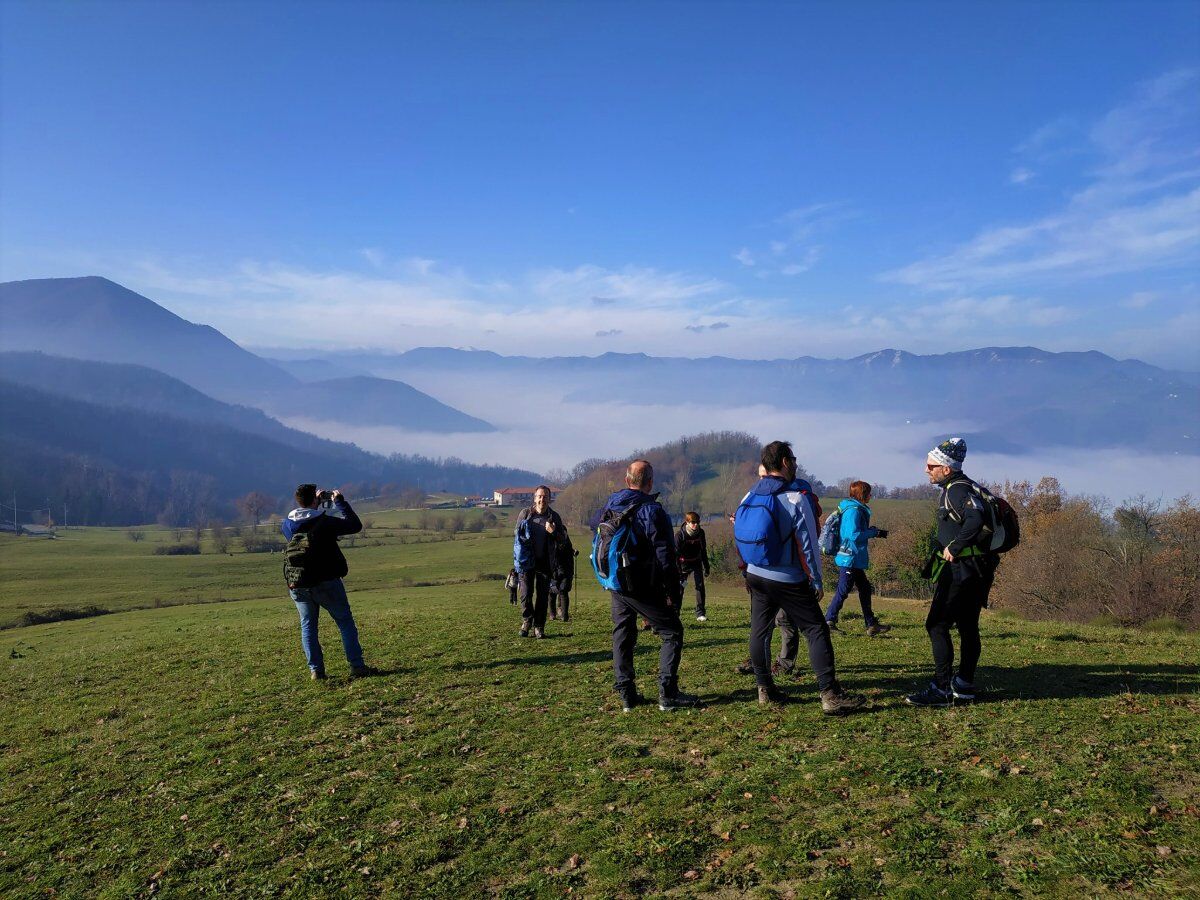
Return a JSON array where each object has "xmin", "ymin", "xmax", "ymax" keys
[{"xmin": 876, "ymin": 529, "xmax": 889, "ymax": 539}]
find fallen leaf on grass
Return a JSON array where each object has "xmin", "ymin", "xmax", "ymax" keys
[
  {"xmin": 566, "ymin": 854, "xmax": 581, "ymax": 869},
  {"xmin": 683, "ymin": 870, "xmax": 699, "ymax": 881},
  {"xmin": 1156, "ymin": 846, "xmax": 1172, "ymax": 857},
  {"xmin": 457, "ymin": 817, "xmax": 468, "ymax": 829}
]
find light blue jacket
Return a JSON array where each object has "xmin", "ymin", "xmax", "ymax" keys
[{"xmin": 834, "ymin": 498, "xmax": 879, "ymax": 569}]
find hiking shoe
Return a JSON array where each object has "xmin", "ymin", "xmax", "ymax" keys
[
  {"xmin": 310, "ymin": 668, "xmax": 326, "ymax": 680},
  {"xmin": 532, "ymin": 627, "xmax": 545, "ymax": 639},
  {"xmin": 826, "ymin": 621, "xmax": 841, "ymax": 633},
  {"xmin": 735, "ymin": 659, "xmax": 755, "ymax": 676},
  {"xmin": 550, "ymin": 613, "xmax": 559, "ymax": 621},
  {"xmin": 951, "ymin": 676, "xmax": 976, "ymax": 702},
  {"xmin": 658, "ymin": 684, "xmax": 699, "ymax": 711},
  {"xmin": 770, "ymin": 660, "xmax": 793, "ymax": 678},
  {"xmin": 758, "ymin": 684, "xmax": 789, "ymax": 705},
  {"xmin": 618, "ymin": 690, "xmax": 645, "ymax": 713},
  {"xmin": 905, "ymin": 682, "xmax": 953, "ymax": 707},
  {"xmin": 866, "ymin": 623, "xmax": 892, "ymax": 637},
  {"xmin": 821, "ymin": 686, "xmax": 866, "ymax": 715},
  {"xmin": 350, "ymin": 665, "xmax": 380, "ymax": 678},
  {"xmin": 641, "ymin": 619, "xmax": 652, "ymax": 631},
  {"xmin": 696, "ymin": 614, "xmax": 707, "ymax": 622}
]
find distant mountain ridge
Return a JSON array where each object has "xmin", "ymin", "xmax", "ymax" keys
[
  {"xmin": 298, "ymin": 345, "xmax": 1200, "ymax": 456},
  {"xmin": 0, "ymin": 276, "xmax": 493, "ymax": 433}
]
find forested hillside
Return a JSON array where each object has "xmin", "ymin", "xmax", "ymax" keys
[{"xmin": 0, "ymin": 379, "xmax": 539, "ymax": 526}]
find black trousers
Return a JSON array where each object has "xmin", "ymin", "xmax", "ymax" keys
[
  {"xmin": 680, "ymin": 568, "xmax": 707, "ymax": 615},
  {"xmin": 926, "ymin": 565, "xmax": 992, "ymax": 686},
  {"xmin": 746, "ymin": 573, "xmax": 836, "ymax": 691},
  {"xmin": 518, "ymin": 570, "xmax": 550, "ymax": 628},
  {"xmin": 611, "ymin": 591, "xmax": 683, "ymax": 692}
]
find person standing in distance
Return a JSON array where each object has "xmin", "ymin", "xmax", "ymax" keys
[
  {"xmin": 737, "ymin": 441, "xmax": 864, "ymax": 714},
  {"xmin": 513, "ymin": 485, "xmax": 566, "ymax": 638},
  {"xmin": 907, "ymin": 438, "xmax": 997, "ymax": 706},
  {"xmin": 676, "ymin": 511, "xmax": 711, "ymax": 622},
  {"xmin": 283, "ymin": 484, "xmax": 377, "ymax": 680},
  {"xmin": 603, "ymin": 460, "xmax": 699, "ymax": 713}
]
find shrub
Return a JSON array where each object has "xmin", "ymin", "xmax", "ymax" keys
[
  {"xmin": 242, "ymin": 536, "xmax": 285, "ymax": 554},
  {"xmin": 125, "ymin": 529, "xmax": 145, "ymax": 543},
  {"xmin": 154, "ymin": 542, "xmax": 201, "ymax": 556}
]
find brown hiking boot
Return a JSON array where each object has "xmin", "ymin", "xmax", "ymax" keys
[
  {"xmin": 735, "ymin": 658, "xmax": 755, "ymax": 675},
  {"xmin": 758, "ymin": 683, "xmax": 789, "ymax": 705},
  {"xmin": 866, "ymin": 623, "xmax": 892, "ymax": 637},
  {"xmin": 533, "ymin": 627, "xmax": 545, "ymax": 639},
  {"xmin": 820, "ymin": 685, "xmax": 866, "ymax": 716},
  {"xmin": 310, "ymin": 668, "xmax": 326, "ymax": 680}
]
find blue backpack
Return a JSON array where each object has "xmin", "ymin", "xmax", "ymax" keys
[
  {"xmin": 734, "ymin": 484, "xmax": 792, "ymax": 566},
  {"xmin": 818, "ymin": 508, "xmax": 843, "ymax": 556},
  {"xmin": 591, "ymin": 500, "xmax": 644, "ymax": 592}
]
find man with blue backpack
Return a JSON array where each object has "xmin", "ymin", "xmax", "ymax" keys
[
  {"xmin": 734, "ymin": 441, "xmax": 865, "ymax": 714},
  {"xmin": 592, "ymin": 459, "xmax": 699, "ymax": 713}
]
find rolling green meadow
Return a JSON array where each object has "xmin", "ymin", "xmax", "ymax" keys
[{"xmin": 1, "ymin": 509, "xmax": 1197, "ymax": 897}]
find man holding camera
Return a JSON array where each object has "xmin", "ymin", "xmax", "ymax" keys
[{"xmin": 283, "ymin": 484, "xmax": 376, "ymax": 680}]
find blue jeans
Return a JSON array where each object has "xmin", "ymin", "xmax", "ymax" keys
[
  {"xmin": 290, "ymin": 578, "xmax": 364, "ymax": 672},
  {"xmin": 824, "ymin": 567, "xmax": 877, "ymax": 627}
]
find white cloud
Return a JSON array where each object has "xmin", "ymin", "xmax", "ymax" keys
[
  {"xmin": 885, "ymin": 69, "xmax": 1200, "ymax": 293},
  {"xmin": 732, "ymin": 201, "xmax": 851, "ymax": 279},
  {"xmin": 1009, "ymin": 167, "xmax": 1034, "ymax": 185},
  {"xmin": 1122, "ymin": 291, "xmax": 1157, "ymax": 310}
]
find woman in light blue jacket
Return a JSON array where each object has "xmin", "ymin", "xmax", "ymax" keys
[{"xmin": 825, "ymin": 480, "xmax": 891, "ymax": 636}]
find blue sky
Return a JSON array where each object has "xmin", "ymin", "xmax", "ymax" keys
[{"xmin": 2, "ymin": 0, "xmax": 1198, "ymax": 367}]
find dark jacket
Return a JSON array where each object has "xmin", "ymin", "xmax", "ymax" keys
[
  {"xmin": 602, "ymin": 488, "xmax": 681, "ymax": 602},
  {"xmin": 514, "ymin": 507, "xmax": 566, "ymax": 573},
  {"xmin": 281, "ymin": 499, "xmax": 363, "ymax": 587},
  {"xmin": 676, "ymin": 525, "xmax": 710, "ymax": 575},
  {"xmin": 550, "ymin": 528, "xmax": 576, "ymax": 594},
  {"xmin": 935, "ymin": 473, "xmax": 996, "ymax": 578}
]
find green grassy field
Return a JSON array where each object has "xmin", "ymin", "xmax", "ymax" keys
[{"xmin": 1, "ymin": 517, "xmax": 1197, "ymax": 897}]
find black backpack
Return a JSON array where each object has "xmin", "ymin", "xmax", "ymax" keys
[{"xmin": 944, "ymin": 480, "xmax": 1021, "ymax": 554}]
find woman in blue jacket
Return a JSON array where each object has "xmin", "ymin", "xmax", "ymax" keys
[{"xmin": 825, "ymin": 480, "xmax": 891, "ymax": 636}]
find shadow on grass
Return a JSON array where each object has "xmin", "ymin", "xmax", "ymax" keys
[
  {"xmin": 840, "ymin": 662, "xmax": 1199, "ymax": 700},
  {"xmin": 467, "ymin": 635, "xmax": 746, "ymax": 671}
]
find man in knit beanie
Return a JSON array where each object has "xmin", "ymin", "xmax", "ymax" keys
[{"xmin": 907, "ymin": 438, "xmax": 998, "ymax": 707}]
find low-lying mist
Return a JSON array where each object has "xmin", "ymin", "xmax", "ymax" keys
[{"xmin": 282, "ymin": 375, "xmax": 1200, "ymax": 500}]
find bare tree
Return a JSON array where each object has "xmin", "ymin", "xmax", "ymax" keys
[
  {"xmin": 665, "ymin": 459, "xmax": 695, "ymax": 519},
  {"xmin": 237, "ymin": 491, "xmax": 275, "ymax": 528}
]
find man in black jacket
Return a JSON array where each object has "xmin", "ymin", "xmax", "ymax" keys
[
  {"xmin": 283, "ymin": 484, "xmax": 376, "ymax": 679},
  {"xmin": 907, "ymin": 439, "xmax": 997, "ymax": 706}
]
